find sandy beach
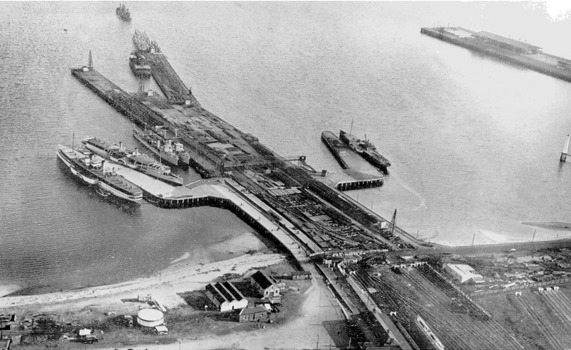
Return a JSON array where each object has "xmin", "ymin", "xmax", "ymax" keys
[{"xmin": 0, "ymin": 252, "xmax": 285, "ymax": 311}]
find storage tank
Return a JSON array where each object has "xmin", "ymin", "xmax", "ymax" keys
[{"xmin": 137, "ymin": 309, "xmax": 164, "ymax": 327}]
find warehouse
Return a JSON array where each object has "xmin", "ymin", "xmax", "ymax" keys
[{"xmin": 205, "ymin": 281, "xmax": 248, "ymax": 312}]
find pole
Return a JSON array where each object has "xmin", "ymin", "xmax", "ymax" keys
[
  {"xmin": 472, "ymin": 232, "xmax": 476, "ymax": 246},
  {"xmin": 532, "ymin": 229, "xmax": 536, "ymax": 243}
]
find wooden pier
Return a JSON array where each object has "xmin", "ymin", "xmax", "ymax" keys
[
  {"xmin": 72, "ymin": 67, "xmax": 164, "ymax": 129},
  {"xmin": 143, "ymin": 53, "xmax": 199, "ymax": 105},
  {"xmin": 421, "ymin": 27, "xmax": 571, "ymax": 83},
  {"xmin": 321, "ymin": 131, "xmax": 384, "ymax": 191}
]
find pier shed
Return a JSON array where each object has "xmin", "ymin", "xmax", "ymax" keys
[{"xmin": 475, "ymin": 31, "xmax": 542, "ymax": 54}]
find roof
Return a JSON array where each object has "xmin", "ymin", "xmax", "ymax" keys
[
  {"xmin": 251, "ymin": 271, "xmax": 275, "ymax": 290},
  {"xmin": 476, "ymin": 31, "xmax": 541, "ymax": 51},
  {"xmin": 240, "ymin": 306, "xmax": 268, "ymax": 316},
  {"xmin": 206, "ymin": 281, "xmax": 245, "ymax": 304},
  {"xmin": 206, "ymin": 284, "xmax": 227, "ymax": 304}
]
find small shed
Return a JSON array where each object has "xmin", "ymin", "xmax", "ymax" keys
[{"xmin": 239, "ymin": 306, "xmax": 269, "ymax": 323}]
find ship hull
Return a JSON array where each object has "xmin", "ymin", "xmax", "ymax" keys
[
  {"xmin": 339, "ymin": 130, "xmax": 391, "ymax": 175},
  {"xmin": 133, "ymin": 129, "xmax": 180, "ymax": 166},
  {"xmin": 57, "ymin": 145, "xmax": 142, "ymax": 204}
]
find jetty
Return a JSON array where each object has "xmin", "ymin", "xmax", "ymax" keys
[
  {"xmin": 321, "ymin": 131, "xmax": 384, "ymax": 191},
  {"xmin": 421, "ymin": 27, "xmax": 571, "ymax": 83}
]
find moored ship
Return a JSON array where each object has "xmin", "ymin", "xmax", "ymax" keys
[
  {"xmin": 82, "ymin": 136, "xmax": 184, "ymax": 186},
  {"xmin": 339, "ymin": 130, "xmax": 391, "ymax": 174},
  {"xmin": 116, "ymin": 3, "xmax": 131, "ymax": 21},
  {"xmin": 133, "ymin": 127, "xmax": 190, "ymax": 166},
  {"xmin": 129, "ymin": 51, "xmax": 151, "ymax": 79},
  {"xmin": 57, "ymin": 144, "xmax": 143, "ymax": 204}
]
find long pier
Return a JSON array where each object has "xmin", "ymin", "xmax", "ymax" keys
[
  {"xmin": 421, "ymin": 27, "xmax": 571, "ymax": 83},
  {"xmin": 143, "ymin": 52, "xmax": 199, "ymax": 105}
]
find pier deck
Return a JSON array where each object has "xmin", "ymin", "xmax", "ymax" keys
[
  {"xmin": 143, "ymin": 53, "xmax": 199, "ymax": 105},
  {"xmin": 421, "ymin": 27, "xmax": 571, "ymax": 83},
  {"xmin": 321, "ymin": 131, "xmax": 384, "ymax": 191},
  {"xmin": 72, "ymin": 68, "xmax": 164, "ymax": 129}
]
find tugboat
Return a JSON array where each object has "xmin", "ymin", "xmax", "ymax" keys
[
  {"xmin": 339, "ymin": 130, "xmax": 391, "ymax": 174},
  {"xmin": 129, "ymin": 51, "xmax": 151, "ymax": 79},
  {"xmin": 133, "ymin": 127, "xmax": 190, "ymax": 166},
  {"xmin": 82, "ymin": 136, "xmax": 184, "ymax": 186},
  {"xmin": 57, "ymin": 144, "xmax": 143, "ymax": 204},
  {"xmin": 116, "ymin": 3, "xmax": 131, "ymax": 21}
]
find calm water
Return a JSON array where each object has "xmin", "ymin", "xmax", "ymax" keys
[{"xmin": 1, "ymin": 2, "xmax": 571, "ymax": 293}]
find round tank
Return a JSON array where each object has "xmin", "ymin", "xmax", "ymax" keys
[{"xmin": 137, "ymin": 308, "xmax": 164, "ymax": 327}]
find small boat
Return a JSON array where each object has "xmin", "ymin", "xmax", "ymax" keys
[
  {"xmin": 82, "ymin": 136, "xmax": 184, "ymax": 186},
  {"xmin": 57, "ymin": 144, "xmax": 143, "ymax": 204},
  {"xmin": 116, "ymin": 3, "xmax": 131, "ymax": 21}
]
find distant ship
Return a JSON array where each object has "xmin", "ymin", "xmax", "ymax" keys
[
  {"xmin": 116, "ymin": 3, "xmax": 131, "ymax": 21},
  {"xmin": 339, "ymin": 130, "xmax": 391, "ymax": 174},
  {"xmin": 57, "ymin": 144, "xmax": 143, "ymax": 204},
  {"xmin": 129, "ymin": 51, "xmax": 151, "ymax": 79},
  {"xmin": 133, "ymin": 127, "xmax": 190, "ymax": 166},
  {"xmin": 82, "ymin": 137, "xmax": 184, "ymax": 186}
]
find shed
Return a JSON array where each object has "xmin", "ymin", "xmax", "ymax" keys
[
  {"xmin": 239, "ymin": 306, "xmax": 269, "ymax": 323},
  {"xmin": 250, "ymin": 270, "xmax": 280, "ymax": 299}
]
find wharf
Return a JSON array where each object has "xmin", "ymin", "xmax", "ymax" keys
[
  {"xmin": 321, "ymin": 131, "xmax": 384, "ymax": 191},
  {"xmin": 72, "ymin": 51, "xmax": 421, "ymax": 256},
  {"xmin": 142, "ymin": 52, "xmax": 199, "ymax": 105},
  {"xmin": 71, "ymin": 68, "xmax": 164, "ymax": 129},
  {"xmin": 421, "ymin": 27, "xmax": 571, "ymax": 83}
]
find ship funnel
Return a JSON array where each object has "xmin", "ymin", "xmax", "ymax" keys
[{"xmin": 561, "ymin": 134, "xmax": 570, "ymax": 162}]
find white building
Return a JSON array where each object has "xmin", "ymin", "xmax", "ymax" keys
[
  {"xmin": 445, "ymin": 264, "xmax": 484, "ymax": 284},
  {"xmin": 205, "ymin": 281, "xmax": 248, "ymax": 312}
]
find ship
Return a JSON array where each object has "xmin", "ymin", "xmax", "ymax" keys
[
  {"xmin": 116, "ymin": 3, "xmax": 131, "ymax": 21},
  {"xmin": 133, "ymin": 127, "xmax": 190, "ymax": 166},
  {"xmin": 339, "ymin": 130, "xmax": 391, "ymax": 174},
  {"xmin": 129, "ymin": 51, "xmax": 151, "ymax": 79},
  {"xmin": 82, "ymin": 136, "xmax": 184, "ymax": 186},
  {"xmin": 57, "ymin": 144, "xmax": 143, "ymax": 204}
]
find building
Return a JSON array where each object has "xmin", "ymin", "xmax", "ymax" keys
[
  {"xmin": 250, "ymin": 270, "xmax": 280, "ymax": 300},
  {"xmin": 445, "ymin": 264, "xmax": 484, "ymax": 284},
  {"xmin": 474, "ymin": 31, "xmax": 542, "ymax": 54},
  {"xmin": 205, "ymin": 281, "xmax": 248, "ymax": 312},
  {"xmin": 239, "ymin": 306, "xmax": 269, "ymax": 323}
]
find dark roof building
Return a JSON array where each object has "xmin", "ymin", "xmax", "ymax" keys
[
  {"xmin": 250, "ymin": 270, "xmax": 281, "ymax": 300},
  {"xmin": 205, "ymin": 281, "xmax": 248, "ymax": 312}
]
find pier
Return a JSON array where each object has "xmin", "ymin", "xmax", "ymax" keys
[
  {"xmin": 142, "ymin": 52, "xmax": 199, "ymax": 105},
  {"xmin": 421, "ymin": 27, "xmax": 571, "ymax": 83},
  {"xmin": 71, "ymin": 51, "xmax": 423, "ymax": 261},
  {"xmin": 321, "ymin": 131, "xmax": 384, "ymax": 191}
]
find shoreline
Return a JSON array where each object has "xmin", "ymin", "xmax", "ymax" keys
[{"xmin": 0, "ymin": 252, "xmax": 285, "ymax": 310}]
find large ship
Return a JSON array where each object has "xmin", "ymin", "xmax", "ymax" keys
[
  {"xmin": 129, "ymin": 51, "xmax": 151, "ymax": 79},
  {"xmin": 82, "ymin": 136, "xmax": 184, "ymax": 186},
  {"xmin": 116, "ymin": 3, "xmax": 131, "ymax": 21},
  {"xmin": 133, "ymin": 127, "xmax": 190, "ymax": 166},
  {"xmin": 57, "ymin": 144, "xmax": 143, "ymax": 204},
  {"xmin": 339, "ymin": 130, "xmax": 391, "ymax": 174}
]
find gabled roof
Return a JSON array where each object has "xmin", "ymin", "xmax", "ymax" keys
[
  {"xmin": 240, "ymin": 306, "xmax": 268, "ymax": 316},
  {"xmin": 251, "ymin": 271, "xmax": 275, "ymax": 290}
]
